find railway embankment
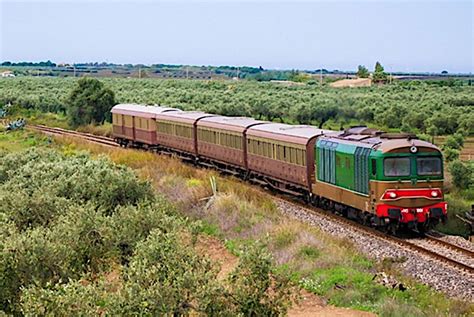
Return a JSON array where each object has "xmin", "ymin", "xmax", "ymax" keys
[{"xmin": 18, "ymin": 127, "xmax": 474, "ymax": 316}]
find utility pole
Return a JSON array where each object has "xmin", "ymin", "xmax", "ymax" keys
[
  {"xmin": 320, "ymin": 68, "xmax": 323, "ymax": 86},
  {"xmin": 73, "ymin": 64, "xmax": 76, "ymax": 77}
]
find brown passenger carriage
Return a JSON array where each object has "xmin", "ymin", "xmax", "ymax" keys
[
  {"xmin": 155, "ymin": 111, "xmax": 215, "ymax": 155},
  {"xmin": 111, "ymin": 104, "xmax": 179, "ymax": 146},
  {"xmin": 196, "ymin": 116, "xmax": 265, "ymax": 170},
  {"xmin": 246, "ymin": 124, "xmax": 329, "ymax": 195}
]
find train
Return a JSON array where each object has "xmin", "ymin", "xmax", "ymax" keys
[{"xmin": 111, "ymin": 103, "xmax": 447, "ymax": 233}]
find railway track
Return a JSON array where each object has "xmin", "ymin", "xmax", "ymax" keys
[
  {"xmin": 276, "ymin": 195, "xmax": 474, "ymax": 275},
  {"xmin": 422, "ymin": 235, "xmax": 474, "ymax": 264},
  {"xmin": 30, "ymin": 124, "xmax": 474, "ymax": 275},
  {"xmin": 29, "ymin": 124, "xmax": 119, "ymax": 147}
]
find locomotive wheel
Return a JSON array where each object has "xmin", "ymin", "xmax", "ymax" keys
[
  {"xmin": 417, "ymin": 221, "xmax": 431, "ymax": 235},
  {"xmin": 382, "ymin": 222, "xmax": 398, "ymax": 235}
]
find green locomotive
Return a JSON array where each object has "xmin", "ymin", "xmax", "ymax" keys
[{"xmin": 314, "ymin": 127, "xmax": 446, "ymax": 233}]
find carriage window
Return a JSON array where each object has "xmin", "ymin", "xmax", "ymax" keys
[
  {"xmin": 383, "ymin": 158, "xmax": 410, "ymax": 177},
  {"xmin": 290, "ymin": 148, "xmax": 297, "ymax": 164},
  {"xmin": 417, "ymin": 157, "xmax": 442, "ymax": 176}
]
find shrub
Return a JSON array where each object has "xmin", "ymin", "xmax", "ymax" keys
[
  {"xmin": 444, "ymin": 135, "xmax": 462, "ymax": 150},
  {"xmin": 444, "ymin": 147, "xmax": 460, "ymax": 162},
  {"xmin": 437, "ymin": 195, "xmax": 471, "ymax": 236},
  {"xmin": 449, "ymin": 160, "xmax": 473, "ymax": 190},
  {"xmin": 227, "ymin": 243, "xmax": 295, "ymax": 316},
  {"xmin": 1, "ymin": 148, "xmax": 294, "ymax": 315}
]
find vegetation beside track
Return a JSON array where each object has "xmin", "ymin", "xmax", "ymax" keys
[
  {"xmin": 0, "ymin": 144, "xmax": 295, "ymax": 316},
  {"xmin": 2, "ymin": 130, "xmax": 471, "ymax": 316}
]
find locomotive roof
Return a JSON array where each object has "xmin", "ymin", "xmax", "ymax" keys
[
  {"xmin": 374, "ymin": 138, "xmax": 440, "ymax": 153},
  {"xmin": 198, "ymin": 116, "xmax": 266, "ymax": 133},
  {"xmin": 155, "ymin": 111, "xmax": 216, "ymax": 124},
  {"xmin": 111, "ymin": 104, "xmax": 179, "ymax": 118},
  {"xmin": 247, "ymin": 123, "xmax": 332, "ymax": 145},
  {"xmin": 323, "ymin": 129, "xmax": 441, "ymax": 153}
]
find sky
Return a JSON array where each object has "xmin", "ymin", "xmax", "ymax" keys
[{"xmin": 0, "ymin": 0, "xmax": 473, "ymax": 73}]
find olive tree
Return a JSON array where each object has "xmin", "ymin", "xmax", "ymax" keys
[{"xmin": 66, "ymin": 77, "xmax": 115, "ymax": 127}]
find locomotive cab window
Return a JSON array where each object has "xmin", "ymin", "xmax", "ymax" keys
[
  {"xmin": 417, "ymin": 157, "xmax": 442, "ymax": 176},
  {"xmin": 383, "ymin": 157, "xmax": 410, "ymax": 177}
]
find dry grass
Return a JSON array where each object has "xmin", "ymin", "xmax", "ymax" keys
[
  {"xmin": 267, "ymin": 221, "xmax": 364, "ymax": 274},
  {"xmin": 76, "ymin": 123, "xmax": 113, "ymax": 137},
  {"xmin": 54, "ymin": 135, "xmax": 276, "ymax": 215}
]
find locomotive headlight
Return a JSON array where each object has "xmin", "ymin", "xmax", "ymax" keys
[
  {"xmin": 431, "ymin": 191, "xmax": 438, "ymax": 198},
  {"xmin": 389, "ymin": 192, "xmax": 397, "ymax": 199}
]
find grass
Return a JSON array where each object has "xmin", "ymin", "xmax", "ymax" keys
[
  {"xmin": 4, "ymin": 129, "xmax": 473, "ymax": 317},
  {"xmin": 76, "ymin": 123, "xmax": 113, "ymax": 137},
  {"xmin": 0, "ymin": 129, "xmax": 52, "ymax": 152},
  {"xmin": 5, "ymin": 106, "xmax": 70, "ymax": 129},
  {"xmin": 5, "ymin": 108, "xmax": 112, "ymax": 137}
]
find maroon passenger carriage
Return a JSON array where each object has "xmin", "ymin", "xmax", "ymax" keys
[
  {"xmin": 111, "ymin": 104, "xmax": 179, "ymax": 147},
  {"xmin": 245, "ymin": 124, "xmax": 331, "ymax": 195},
  {"xmin": 196, "ymin": 116, "xmax": 265, "ymax": 173}
]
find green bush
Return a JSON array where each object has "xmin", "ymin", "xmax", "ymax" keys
[
  {"xmin": 66, "ymin": 77, "xmax": 115, "ymax": 127},
  {"xmin": 437, "ymin": 195, "xmax": 471, "ymax": 236},
  {"xmin": 444, "ymin": 147, "xmax": 460, "ymax": 162},
  {"xmin": 227, "ymin": 242, "xmax": 294, "ymax": 316},
  {"xmin": 444, "ymin": 135, "xmax": 463, "ymax": 150},
  {"xmin": 0, "ymin": 149, "xmax": 155, "ymax": 313},
  {"xmin": 449, "ymin": 160, "xmax": 473, "ymax": 190},
  {"xmin": 0, "ymin": 149, "xmax": 293, "ymax": 315}
]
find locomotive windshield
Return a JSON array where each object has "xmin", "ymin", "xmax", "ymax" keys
[
  {"xmin": 383, "ymin": 157, "xmax": 410, "ymax": 177},
  {"xmin": 417, "ymin": 157, "xmax": 442, "ymax": 176}
]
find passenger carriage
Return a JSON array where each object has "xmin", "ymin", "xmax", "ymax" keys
[
  {"xmin": 245, "ymin": 124, "xmax": 330, "ymax": 195},
  {"xmin": 111, "ymin": 104, "xmax": 179, "ymax": 147},
  {"xmin": 196, "ymin": 116, "xmax": 265, "ymax": 172},
  {"xmin": 154, "ymin": 111, "xmax": 215, "ymax": 157}
]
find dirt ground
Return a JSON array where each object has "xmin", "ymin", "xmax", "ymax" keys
[{"xmin": 196, "ymin": 236, "xmax": 376, "ymax": 317}]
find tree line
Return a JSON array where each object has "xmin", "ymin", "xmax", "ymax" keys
[{"xmin": 1, "ymin": 76, "xmax": 472, "ymax": 136}]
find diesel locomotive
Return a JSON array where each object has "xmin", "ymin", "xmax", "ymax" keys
[{"xmin": 111, "ymin": 104, "xmax": 447, "ymax": 233}]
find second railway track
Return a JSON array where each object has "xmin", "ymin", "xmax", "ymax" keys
[{"xmin": 276, "ymin": 195, "xmax": 474, "ymax": 275}]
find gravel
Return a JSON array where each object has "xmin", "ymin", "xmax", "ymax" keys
[
  {"xmin": 275, "ymin": 198, "xmax": 474, "ymax": 302},
  {"xmin": 409, "ymin": 238, "xmax": 474, "ymax": 268},
  {"xmin": 439, "ymin": 235, "xmax": 474, "ymax": 252}
]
